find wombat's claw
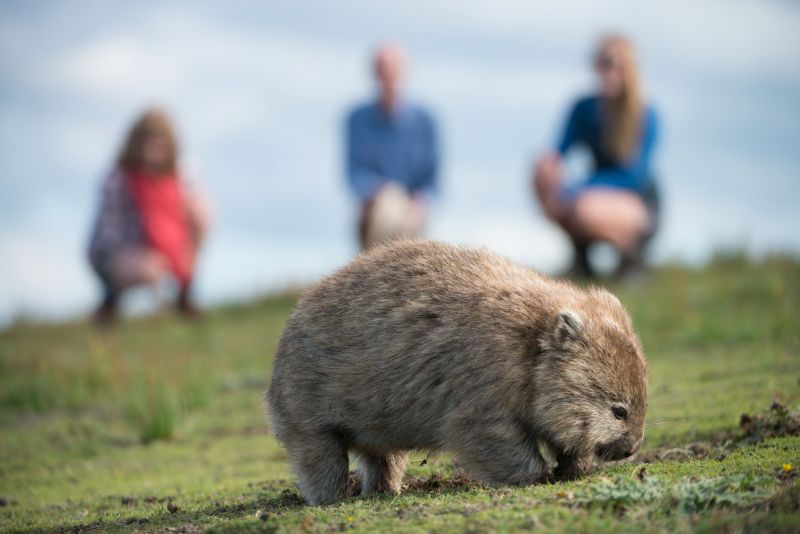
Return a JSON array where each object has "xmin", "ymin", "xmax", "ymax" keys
[
  {"xmin": 539, "ymin": 471, "xmax": 559, "ymax": 484},
  {"xmin": 345, "ymin": 472, "xmax": 362, "ymax": 498},
  {"xmin": 553, "ymin": 456, "xmax": 589, "ymax": 481},
  {"xmin": 552, "ymin": 467, "xmax": 582, "ymax": 482}
]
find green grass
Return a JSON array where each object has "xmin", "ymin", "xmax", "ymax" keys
[{"xmin": 0, "ymin": 257, "xmax": 799, "ymax": 533}]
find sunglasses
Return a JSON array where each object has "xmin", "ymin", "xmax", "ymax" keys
[{"xmin": 595, "ymin": 53, "xmax": 620, "ymax": 72}]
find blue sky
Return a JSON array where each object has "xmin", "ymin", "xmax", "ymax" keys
[{"xmin": 1, "ymin": 0, "xmax": 799, "ymax": 323}]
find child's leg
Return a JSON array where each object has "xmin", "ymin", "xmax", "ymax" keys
[{"xmin": 110, "ymin": 248, "xmax": 169, "ymax": 290}]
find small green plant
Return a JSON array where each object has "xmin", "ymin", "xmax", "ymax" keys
[
  {"xmin": 574, "ymin": 472, "xmax": 771, "ymax": 515},
  {"xmin": 0, "ymin": 372, "xmax": 58, "ymax": 412},
  {"xmin": 574, "ymin": 474, "xmax": 665, "ymax": 512},
  {"xmin": 672, "ymin": 474, "xmax": 769, "ymax": 513},
  {"xmin": 126, "ymin": 379, "xmax": 179, "ymax": 444}
]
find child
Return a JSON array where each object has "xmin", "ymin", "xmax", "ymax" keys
[{"xmin": 88, "ymin": 108, "xmax": 209, "ymax": 324}]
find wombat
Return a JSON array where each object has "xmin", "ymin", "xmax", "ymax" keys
[{"xmin": 267, "ymin": 240, "xmax": 648, "ymax": 505}]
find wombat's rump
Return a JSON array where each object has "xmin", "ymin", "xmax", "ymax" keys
[{"xmin": 268, "ymin": 240, "xmax": 648, "ymax": 504}]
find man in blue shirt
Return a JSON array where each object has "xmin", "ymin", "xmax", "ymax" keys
[{"xmin": 345, "ymin": 44, "xmax": 440, "ymax": 249}]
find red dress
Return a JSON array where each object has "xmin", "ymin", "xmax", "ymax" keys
[{"xmin": 127, "ymin": 170, "xmax": 193, "ymax": 286}]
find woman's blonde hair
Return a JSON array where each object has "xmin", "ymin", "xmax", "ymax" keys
[
  {"xmin": 597, "ymin": 34, "xmax": 643, "ymax": 163},
  {"xmin": 117, "ymin": 108, "xmax": 179, "ymax": 174}
]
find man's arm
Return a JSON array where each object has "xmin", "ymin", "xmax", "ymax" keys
[
  {"xmin": 412, "ymin": 111, "xmax": 439, "ymax": 200},
  {"xmin": 346, "ymin": 109, "xmax": 383, "ymax": 202}
]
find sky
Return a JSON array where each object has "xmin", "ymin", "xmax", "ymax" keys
[{"xmin": 1, "ymin": 0, "xmax": 799, "ymax": 324}]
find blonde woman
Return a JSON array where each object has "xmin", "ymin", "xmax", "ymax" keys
[
  {"xmin": 88, "ymin": 109, "xmax": 210, "ymax": 323},
  {"xmin": 534, "ymin": 35, "xmax": 660, "ymax": 279}
]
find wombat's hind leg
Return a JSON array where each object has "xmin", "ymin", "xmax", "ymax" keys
[
  {"xmin": 354, "ymin": 450, "xmax": 409, "ymax": 496},
  {"xmin": 288, "ymin": 431, "xmax": 349, "ymax": 505}
]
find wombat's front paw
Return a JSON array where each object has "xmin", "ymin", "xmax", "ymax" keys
[
  {"xmin": 553, "ymin": 454, "xmax": 592, "ymax": 481},
  {"xmin": 345, "ymin": 472, "xmax": 362, "ymax": 497}
]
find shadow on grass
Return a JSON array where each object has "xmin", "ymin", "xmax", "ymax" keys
[
  {"xmin": 207, "ymin": 487, "xmax": 305, "ymax": 518},
  {"xmin": 402, "ymin": 473, "xmax": 479, "ymax": 496},
  {"xmin": 9, "ymin": 488, "xmax": 306, "ymax": 534},
  {"xmin": 10, "ymin": 474, "xmax": 484, "ymax": 534}
]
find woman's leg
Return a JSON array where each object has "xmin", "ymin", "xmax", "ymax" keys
[
  {"xmin": 533, "ymin": 155, "xmax": 595, "ymax": 277},
  {"xmin": 569, "ymin": 189, "xmax": 650, "ymax": 253}
]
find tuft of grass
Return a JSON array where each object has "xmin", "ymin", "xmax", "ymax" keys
[
  {"xmin": 126, "ymin": 379, "xmax": 179, "ymax": 444},
  {"xmin": 0, "ymin": 372, "xmax": 59, "ymax": 413}
]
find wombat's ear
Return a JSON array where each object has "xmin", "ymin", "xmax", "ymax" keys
[{"xmin": 555, "ymin": 310, "xmax": 584, "ymax": 344}]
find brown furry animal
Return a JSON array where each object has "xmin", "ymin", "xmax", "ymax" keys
[{"xmin": 267, "ymin": 240, "xmax": 648, "ymax": 505}]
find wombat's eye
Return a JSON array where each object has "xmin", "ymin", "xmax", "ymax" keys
[{"xmin": 612, "ymin": 405, "xmax": 628, "ymax": 420}]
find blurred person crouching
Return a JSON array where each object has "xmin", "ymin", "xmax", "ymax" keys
[
  {"xmin": 533, "ymin": 34, "xmax": 661, "ymax": 280},
  {"xmin": 88, "ymin": 108, "xmax": 210, "ymax": 324},
  {"xmin": 345, "ymin": 43, "xmax": 440, "ymax": 250}
]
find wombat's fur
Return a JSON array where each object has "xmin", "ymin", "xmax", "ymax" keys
[{"xmin": 268, "ymin": 240, "xmax": 648, "ymax": 505}]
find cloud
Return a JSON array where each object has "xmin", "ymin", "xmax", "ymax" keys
[{"xmin": 1, "ymin": 0, "xmax": 799, "ymax": 324}]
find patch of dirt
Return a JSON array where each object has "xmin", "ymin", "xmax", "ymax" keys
[
  {"xmin": 403, "ymin": 473, "xmax": 477, "ymax": 493},
  {"xmin": 739, "ymin": 400, "xmax": 800, "ymax": 443},
  {"xmin": 342, "ymin": 470, "xmax": 476, "ymax": 497},
  {"xmin": 143, "ymin": 495, "xmax": 174, "ymax": 505},
  {"xmin": 209, "ymin": 500, "xmax": 251, "ymax": 516},
  {"xmin": 209, "ymin": 488, "xmax": 305, "ymax": 518},
  {"xmin": 246, "ymin": 479, "xmax": 291, "ymax": 493},
  {"xmin": 271, "ymin": 488, "xmax": 305, "ymax": 508}
]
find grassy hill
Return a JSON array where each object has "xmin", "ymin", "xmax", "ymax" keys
[{"xmin": 1, "ymin": 253, "xmax": 799, "ymax": 533}]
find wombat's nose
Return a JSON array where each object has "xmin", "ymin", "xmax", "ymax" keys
[{"xmin": 624, "ymin": 437, "xmax": 644, "ymax": 458}]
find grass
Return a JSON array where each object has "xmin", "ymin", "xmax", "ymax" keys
[{"xmin": 0, "ymin": 255, "xmax": 799, "ymax": 532}]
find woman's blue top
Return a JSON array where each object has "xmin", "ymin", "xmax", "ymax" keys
[{"xmin": 557, "ymin": 95, "xmax": 659, "ymax": 195}]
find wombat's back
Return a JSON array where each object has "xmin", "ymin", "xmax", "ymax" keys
[{"xmin": 268, "ymin": 240, "xmax": 570, "ymax": 449}]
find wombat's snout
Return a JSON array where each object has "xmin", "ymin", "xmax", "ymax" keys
[{"xmin": 597, "ymin": 435, "xmax": 643, "ymax": 461}]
